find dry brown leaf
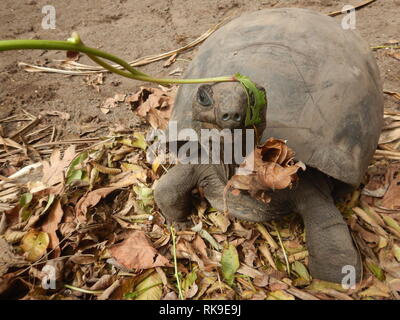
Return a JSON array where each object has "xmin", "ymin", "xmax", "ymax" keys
[
  {"xmin": 359, "ymin": 284, "xmax": 390, "ymax": 298},
  {"xmin": 69, "ymin": 254, "xmax": 96, "ymax": 265},
  {"xmin": 89, "ymin": 275, "xmax": 114, "ymax": 291},
  {"xmin": 352, "ymin": 207, "xmax": 387, "ymax": 237},
  {"xmin": 208, "ymin": 211, "xmax": 230, "ymax": 232},
  {"xmin": 259, "ymin": 138, "xmax": 295, "ymax": 165},
  {"xmin": 84, "ymin": 73, "xmax": 104, "ymax": 92},
  {"xmin": 98, "ymin": 279, "xmax": 121, "ymax": 300},
  {"xmin": 168, "ymin": 67, "xmax": 183, "ymax": 76},
  {"xmin": 257, "ymin": 162, "xmax": 302, "ymax": 190},
  {"xmin": 227, "ymin": 138, "xmax": 304, "ymax": 194},
  {"xmin": 384, "ymin": 90, "xmax": 400, "ymax": 101},
  {"xmin": 176, "ymin": 240, "xmax": 205, "ymax": 269},
  {"xmin": 163, "ymin": 53, "xmax": 177, "ymax": 67},
  {"xmin": 42, "ymin": 111, "xmax": 71, "ymax": 121},
  {"xmin": 41, "ymin": 198, "xmax": 64, "ymax": 258},
  {"xmin": 75, "ymin": 187, "xmax": 119, "ymax": 222},
  {"xmin": 379, "ymin": 127, "xmax": 400, "ymax": 144},
  {"xmin": 100, "ymin": 93, "xmax": 126, "ymax": 114},
  {"xmin": 388, "ymin": 278, "xmax": 400, "ymax": 292},
  {"xmin": 0, "ymin": 238, "xmax": 28, "ymax": 276},
  {"xmin": 381, "ymin": 167, "xmax": 400, "ymax": 210},
  {"xmin": 127, "ymin": 87, "xmax": 175, "ymax": 130},
  {"xmin": 41, "ymin": 146, "xmax": 76, "ymax": 189},
  {"xmin": 109, "ymin": 231, "xmax": 170, "ymax": 270},
  {"xmin": 387, "ymin": 51, "xmax": 400, "ymax": 61},
  {"xmin": 362, "ymin": 164, "xmax": 390, "ymax": 198},
  {"xmin": 241, "ymin": 241, "xmax": 257, "ymax": 267},
  {"xmin": 192, "ymin": 235, "xmax": 210, "ymax": 263},
  {"xmin": 236, "ymin": 264, "xmax": 263, "ymax": 278}
]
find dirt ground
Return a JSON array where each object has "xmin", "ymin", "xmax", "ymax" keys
[{"xmin": 0, "ymin": 0, "xmax": 399, "ymax": 140}]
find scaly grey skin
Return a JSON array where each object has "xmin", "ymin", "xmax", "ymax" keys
[{"xmin": 154, "ymin": 82, "xmax": 361, "ymax": 284}]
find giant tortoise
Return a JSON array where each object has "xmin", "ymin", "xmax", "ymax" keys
[{"xmin": 154, "ymin": 8, "xmax": 383, "ymax": 284}]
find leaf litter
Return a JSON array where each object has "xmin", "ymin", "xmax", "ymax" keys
[{"xmin": 0, "ymin": 85, "xmax": 400, "ymax": 300}]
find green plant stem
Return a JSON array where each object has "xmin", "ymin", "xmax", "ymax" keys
[
  {"xmin": 170, "ymin": 226, "xmax": 184, "ymax": 300},
  {"xmin": 0, "ymin": 36, "xmax": 266, "ymax": 126},
  {"xmin": 273, "ymin": 222, "xmax": 291, "ymax": 277},
  {"xmin": 0, "ymin": 39, "xmax": 235, "ymax": 85},
  {"xmin": 64, "ymin": 284, "xmax": 103, "ymax": 295},
  {"xmin": 124, "ymin": 282, "xmax": 163, "ymax": 299}
]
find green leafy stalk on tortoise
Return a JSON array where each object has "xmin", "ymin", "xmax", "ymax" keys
[{"xmin": 0, "ymin": 32, "xmax": 266, "ymax": 127}]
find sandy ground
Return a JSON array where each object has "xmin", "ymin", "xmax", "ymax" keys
[{"xmin": 0, "ymin": 0, "xmax": 399, "ymax": 141}]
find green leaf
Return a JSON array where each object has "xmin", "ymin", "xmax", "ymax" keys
[
  {"xmin": 307, "ymin": 279, "xmax": 347, "ymax": 293},
  {"xmin": 274, "ymin": 258, "xmax": 286, "ymax": 273},
  {"xmin": 42, "ymin": 194, "xmax": 55, "ymax": 214},
  {"xmin": 66, "ymin": 169, "xmax": 83, "ymax": 185},
  {"xmin": 19, "ymin": 193, "xmax": 32, "ymax": 207},
  {"xmin": 291, "ymin": 261, "xmax": 311, "ymax": 282},
  {"xmin": 121, "ymin": 133, "xmax": 148, "ymax": 150},
  {"xmin": 235, "ymin": 73, "xmax": 267, "ymax": 127},
  {"xmin": 132, "ymin": 132, "xmax": 148, "ymax": 150},
  {"xmin": 182, "ymin": 269, "xmax": 198, "ymax": 293},
  {"xmin": 66, "ymin": 151, "xmax": 88, "ymax": 184},
  {"xmin": 393, "ymin": 244, "xmax": 400, "ymax": 262},
  {"xmin": 267, "ymin": 290, "xmax": 295, "ymax": 300},
  {"xmin": 19, "ymin": 193, "xmax": 33, "ymax": 222},
  {"xmin": 67, "ymin": 151, "xmax": 88, "ymax": 174},
  {"xmin": 133, "ymin": 185, "xmax": 154, "ymax": 207},
  {"xmin": 382, "ymin": 215, "xmax": 400, "ymax": 234},
  {"xmin": 359, "ymin": 285, "xmax": 390, "ymax": 298},
  {"xmin": 221, "ymin": 244, "xmax": 239, "ymax": 286},
  {"xmin": 366, "ymin": 259, "xmax": 385, "ymax": 281}
]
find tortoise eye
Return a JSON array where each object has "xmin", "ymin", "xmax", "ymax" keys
[{"xmin": 197, "ymin": 86, "xmax": 212, "ymax": 107}]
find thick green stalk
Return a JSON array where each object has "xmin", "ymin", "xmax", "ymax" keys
[
  {"xmin": 0, "ymin": 35, "xmax": 266, "ymax": 126},
  {"xmin": 0, "ymin": 39, "xmax": 235, "ymax": 84}
]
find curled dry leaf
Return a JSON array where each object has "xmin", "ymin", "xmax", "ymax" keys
[
  {"xmin": 227, "ymin": 138, "xmax": 305, "ymax": 200},
  {"xmin": 109, "ymin": 230, "xmax": 170, "ymax": 270},
  {"xmin": 127, "ymin": 86, "xmax": 176, "ymax": 130},
  {"xmin": 41, "ymin": 199, "xmax": 64, "ymax": 258},
  {"xmin": 75, "ymin": 187, "xmax": 119, "ymax": 222}
]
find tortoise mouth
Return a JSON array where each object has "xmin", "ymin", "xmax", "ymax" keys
[{"xmin": 199, "ymin": 121, "xmax": 223, "ymax": 130}]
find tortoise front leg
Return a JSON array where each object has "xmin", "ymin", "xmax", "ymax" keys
[
  {"xmin": 155, "ymin": 163, "xmax": 289, "ymax": 225},
  {"xmin": 294, "ymin": 170, "xmax": 362, "ymax": 284},
  {"xmin": 154, "ymin": 163, "xmax": 199, "ymax": 223},
  {"xmin": 198, "ymin": 164, "xmax": 291, "ymax": 222}
]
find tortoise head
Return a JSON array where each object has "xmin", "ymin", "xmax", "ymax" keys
[{"xmin": 192, "ymin": 82, "xmax": 265, "ymax": 130}]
